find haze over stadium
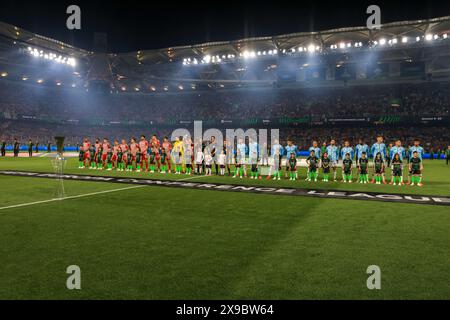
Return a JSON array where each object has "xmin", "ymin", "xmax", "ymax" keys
[
  {"xmin": 0, "ymin": 6, "xmax": 449, "ymax": 153},
  {"xmin": 0, "ymin": 0, "xmax": 450, "ymax": 305}
]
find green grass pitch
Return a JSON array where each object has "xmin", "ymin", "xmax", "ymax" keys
[{"xmin": 0, "ymin": 157, "xmax": 449, "ymax": 299}]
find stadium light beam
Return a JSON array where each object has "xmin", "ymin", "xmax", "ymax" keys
[{"xmin": 307, "ymin": 44, "xmax": 316, "ymax": 53}]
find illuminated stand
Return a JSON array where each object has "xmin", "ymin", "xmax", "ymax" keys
[{"xmin": 51, "ymin": 136, "xmax": 66, "ymax": 199}]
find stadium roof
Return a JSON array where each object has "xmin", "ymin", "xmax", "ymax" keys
[
  {"xmin": 1, "ymin": 15, "xmax": 450, "ymax": 91},
  {"xmin": 1, "ymin": 15, "xmax": 450, "ymax": 65},
  {"xmin": 116, "ymin": 15, "xmax": 450, "ymax": 65},
  {"xmin": 0, "ymin": 21, "xmax": 91, "ymax": 59}
]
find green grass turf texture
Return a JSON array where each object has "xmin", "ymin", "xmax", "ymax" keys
[{"xmin": 0, "ymin": 157, "xmax": 449, "ymax": 299}]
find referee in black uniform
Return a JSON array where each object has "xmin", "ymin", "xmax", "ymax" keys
[
  {"xmin": 0, "ymin": 141, "xmax": 6, "ymax": 157},
  {"xmin": 13, "ymin": 139, "xmax": 20, "ymax": 157}
]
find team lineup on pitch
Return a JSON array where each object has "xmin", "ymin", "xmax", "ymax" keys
[
  {"xmin": 1, "ymin": 2, "xmax": 450, "ymax": 304},
  {"xmin": 73, "ymin": 135, "xmax": 428, "ymax": 187}
]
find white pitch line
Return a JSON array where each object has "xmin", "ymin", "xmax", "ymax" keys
[
  {"xmin": 0, "ymin": 173, "xmax": 210, "ymax": 212},
  {"xmin": 0, "ymin": 185, "xmax": 146, "ymax": 212}
]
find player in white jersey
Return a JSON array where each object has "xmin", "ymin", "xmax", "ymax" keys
[
  {"xmin": 195, "ymin": 147, "xmax": 204, "ymax": 174},
  {"xmin": 204, "ymin": 147, "xmax": 213, "ymax": 176},
  {"xmin": 218, "ymin": 150, "xmax": 226, "ymax": 176}
]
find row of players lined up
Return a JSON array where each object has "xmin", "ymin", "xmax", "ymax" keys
[{"xmin": 76, "ymin": 135, "xmax": 427, "ymax": 186}]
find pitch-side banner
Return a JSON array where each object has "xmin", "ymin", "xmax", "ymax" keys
[{"xmin": 1, "ymin": 171, "xmax": 449, "ymax": 207}]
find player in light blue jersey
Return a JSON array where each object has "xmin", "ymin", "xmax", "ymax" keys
[
  {"xmin": 309, "ymin": 141, "xmax": 321, "ymax": 159},
  {"xmin": 371, "ymin": 135, "xmax": 387, "ymax": 183},
  {"xmin": 407, "ymin": 139, "xmax": 424, "ymax": 185},
  {"xmin": 390, "ymin": 140, "xmax": 406, "ymax": 161},
  {"xmin": 307, "ymin": 141, "xmax": 321, "ymax": 180},
  {"xmin": 248, "ymin": 137, "xmax": 259, "ymax": 179},
  {"xmin": 284, "ymin": 139, "xmax": 298, "ymax": 179},
  {"xmin": 371, "ymin": 136, "xmax": 387, "ymax": 160},
  {"xmin": 326, "ymin": 139, "xmax": 340, "ymax": 181},
  {"xmin": 248, "ymin": 138, "xmax": 259, "ymax": 161},
  {"xmin": 341, "ymin": 140, "xmax": 354, "ymax": 160},
  {"xmin": 269, "ymin": 139, "xmax": 283, "ymax": 180},
  {"xmin": 355, "ymin": 139, "xmax": 369, "ymax": 161},
  {"xmin": 340, "ymin": 141, "xmax": 354, "ymax": 181},
  {"xmin": 236, "ymin": 138, "xmax": 248, "ymax": 178},
  {"xmin": 267, "ymin": 139, "xmax": 283, "ymax": 180},
  {"xmin": 408, "ymin": 139, "xmax": 424, "ymax": 160},
  {"xmin": 389, "ymin": 140, "xmax": 406, "ymax": 185}
]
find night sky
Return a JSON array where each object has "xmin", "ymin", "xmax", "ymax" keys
[{"xmin": 0, "ymin": 0, "xmax": 449, "ymax": 52}]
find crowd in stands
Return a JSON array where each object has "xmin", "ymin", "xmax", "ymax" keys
[
  {"xmin": 0, "ymin": 80, "xmax": 449, "ymax": 123},
  {"xmin": 0, "ymin": 79, "xmax": 449, "ymax": 152}
]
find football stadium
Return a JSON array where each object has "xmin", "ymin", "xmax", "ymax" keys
[{"xmin": 0, "ymin": 2, "xmax": 450, "ymax": 306}]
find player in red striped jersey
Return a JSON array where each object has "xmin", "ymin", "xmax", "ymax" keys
[
  {"xmin": 111, "ymin": 140, "xmax": 120, "ymax": 170},
  {"xmin": 101, "ymin": 138, "xmax": 111, "ymax": 170},
  {"xmin": 138, "ymin": 135, "xmax": 149, "ymax": 172},
  {"xmin": 82, "ymin": 138, "xmax": 91, "ymax": 168},
  {"xmin": 94, "ymin": 138, "xmax": 102, "ymax": 169},
  {"xmin": 120, "ymin": 139, "xmax": 129, "ymax": 171},
  {"xmin": 161, "ymin": 137, "xmax": 172, "ymax": 173},
  {"xmin": 129, "ymin": 137, "xmax": 138, "ymax": 171},
  {"xmin": 149, "ymin": 135, "xmax": 160, "ymax": 173}
]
